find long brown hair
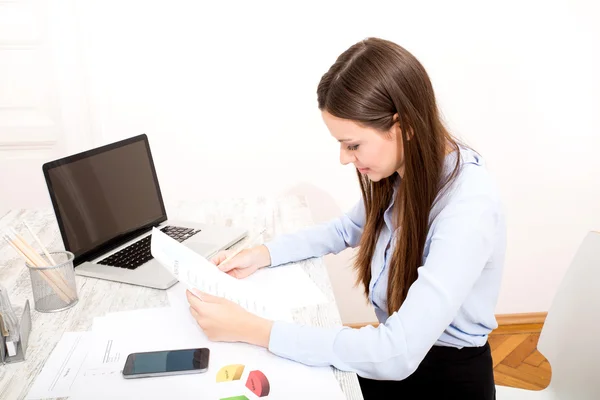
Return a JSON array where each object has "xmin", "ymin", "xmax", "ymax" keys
[{"xmin": 317, "ymin": 38, "xmax": 462, "ymax": 315}]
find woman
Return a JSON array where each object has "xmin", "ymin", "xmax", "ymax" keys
[{"xmin": 186, "ymin": 37, "xmax": 505, "ymax": 399}]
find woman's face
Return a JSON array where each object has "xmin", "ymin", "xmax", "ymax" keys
[{"xmin": 322, "ymin": 111, "xmax": 404, "ymax": 181}]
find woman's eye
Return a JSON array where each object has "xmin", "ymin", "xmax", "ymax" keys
[{"xmin": 347, "ymin": 144, "xmax": 359, "ymax": 151}]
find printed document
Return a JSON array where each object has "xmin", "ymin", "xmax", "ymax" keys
[{"xmin": 150, "ymin": 227, "xmax": 292, "ymax": 321}]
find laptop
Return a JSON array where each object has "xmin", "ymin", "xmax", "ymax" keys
[{"xmin": 42, "ymin": 134, "xmax": 248, "ymax": 289}]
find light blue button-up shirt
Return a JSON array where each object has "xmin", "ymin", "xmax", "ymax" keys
[{"xmin": 263, "ymin": 146, "xmax": 506, "ymax": 381}]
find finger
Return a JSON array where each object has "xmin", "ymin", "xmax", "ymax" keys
[
  {"xmin": 217, "ymin": 255, "xmax": 240, "ymax": 273},
  {"xmin": 210, "ymin": 253, "xmax": 222, "ymax": 265},
  {"xmin": 189, "ymin": 306, "xmax": 203, "ymax": 326},
  {"xmin": 226, "ymin": 269, "xmax": 240, "ymax": 279},
  {"xmin": 226, "ymin": 266, "xmax": 255, "ymax": 279},
  {"xmin": 209, "ymin": 254, "xmax": 220, "ymax": 265},
  {"xmin": 192, "ymin": 289, "xmax": 224, "ymax": 304},
  {"xmin": 232, "ymin": 267, "xmax": 255, "ymax": 279},
  {"xmin": 211, "ymin": 251, "xmax": 232, "ymax": 266},
  {"xmin": 186, "ymin": 289, "xmax": 204, "ymax": 309}
]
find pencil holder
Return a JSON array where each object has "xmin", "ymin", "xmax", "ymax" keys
[{"xmin": 25, "ymin": 251, "xmax": 78, "ymax": 313}]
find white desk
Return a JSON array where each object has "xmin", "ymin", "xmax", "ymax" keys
[{"xmin": 0, "ymin": 195, "xmax": 364, "ymax": 400}]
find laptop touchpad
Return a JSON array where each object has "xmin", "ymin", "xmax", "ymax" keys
[{"xmin": 184, "ymin": 241, "xmax": 218, "ymax": 258}]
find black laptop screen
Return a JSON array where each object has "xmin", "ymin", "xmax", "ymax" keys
[{"xmin": 44, "ymin": 136, "xmax": 166, "ymax": 263}]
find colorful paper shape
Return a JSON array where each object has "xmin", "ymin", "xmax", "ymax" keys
[
  {"xmin": 216, "ymin": 364, "xmax": 245, "ymax": 382},
  {"xmin": 220, "ymin": 396, "xmax": 249, "ymax": 400},
  {"xmin": 245, "ymin": 370, "xmax": 270, "ymax": 397}
]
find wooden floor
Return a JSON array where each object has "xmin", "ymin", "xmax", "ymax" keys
[
  {"xmin": 346, "ymin": 315, "xmax": 552, "ymax": 390},
  {"xmin": 489, "ymin": 333, "xmax": 551, "ymax": 390}
]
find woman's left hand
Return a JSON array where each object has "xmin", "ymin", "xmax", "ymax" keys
[{"xmin": 186, "ymin": 289, "xmax": 273, "ymax": 348}]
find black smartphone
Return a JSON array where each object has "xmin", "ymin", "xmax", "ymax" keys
[{"xmin": 122, "ymin": 348, "xmax": 210, "ymax": 379}]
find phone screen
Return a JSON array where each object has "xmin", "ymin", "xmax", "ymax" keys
[{"xmin": 123, "ymin": 348, "xmax": 210, "ymax": 377}]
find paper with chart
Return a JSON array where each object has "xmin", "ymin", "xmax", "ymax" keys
[
  {"xmin": 26, "ymin": 332, "xmax": 93, "ymax": 399},
  {"xmin": 150, "ymin": 227, "xmax": 292, "ymax": 321},
  {"xmin": 26, "ymin": 330, "xmax": 126, "ymax": 399}
]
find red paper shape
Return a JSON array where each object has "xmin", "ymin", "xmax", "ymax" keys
[{"xmin": 245, "ymin": 370, "xmax": 270, "ymax": 397}]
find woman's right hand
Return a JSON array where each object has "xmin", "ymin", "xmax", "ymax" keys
[{"xmin": 210, "ymin": 245, "xmax": 272, "ymax": 279}]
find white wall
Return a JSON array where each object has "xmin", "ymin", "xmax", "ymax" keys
[
  {"xmin": 0, "ymin": 0, "xmax": 93, "ymax": 212},
  {"xmin": 4, "ymin": 0, "xmax": 599, "ymax": 321}
]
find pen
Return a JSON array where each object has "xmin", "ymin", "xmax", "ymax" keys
[
  {"xmin": 186, "ymin": 228, "xmax": 266, "ymax": 303},
  {"xmin": 0, "ymin": 312, "xmax": 8, "ymax": 337},
  {"xmin": 219, "ymin": 227, "xmax": 267, "ymax": 268}
]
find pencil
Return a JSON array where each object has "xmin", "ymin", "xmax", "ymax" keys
[
  {"xmin": 219, "ymin": 227, "xmax": 267, "ymax": 268},
  {"xmin": 3, "ymin": 230, "xmax": 76, "ymax": 302},
  {"xmin": 10, "ymin": 226, "xmax": 72, "ymax": 292},
  {"xmin": 22, "ymin": 221, "xmax": 56, "ymax": 266},
  {"xmin": 2, "ymin": 234, "xmax": 36, "ymax": 265},
  {"xmin": 3, "ymin": 234, "xmax": 72, "ymax": 303},
  {"xmin": 9, "ymin": 228, "xmax": 47, "ymax": 267},
  {"xmin": 5, "ymin": 233, "xmax": 73, "ymax": 302}
]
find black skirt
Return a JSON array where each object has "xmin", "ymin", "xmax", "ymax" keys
[{"xmin": 358, "ymin": 341, "xmax": 496, "ymax": 399}]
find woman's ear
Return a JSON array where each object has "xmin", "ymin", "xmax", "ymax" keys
[
  {"xmin": 392, "ymin": 113, "xmax": 414, "ymax": 141},
  {"xmin": 391, "ymin": 113, "xmax": 409, "ymax": 141},
  {"xmin": 390, "ymin": 114, "xmax": 400, "ymax": 138}
]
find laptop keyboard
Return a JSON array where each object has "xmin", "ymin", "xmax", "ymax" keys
[{"xmin": 97, "ymin": 226, "xmax": 201, "ymax": 270}]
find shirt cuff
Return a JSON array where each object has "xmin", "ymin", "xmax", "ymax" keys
[
  {"xmin": 263, "ymin": 240, "xmax": 287, "ymax": 267},
  {"xmin": 268, "ymin": 320, "xmax": 346, "ymax": 367}
]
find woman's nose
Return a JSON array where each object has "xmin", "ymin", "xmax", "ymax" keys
[{"xmin": 340, "ymin": 149, "xmax": 355, "ymax": 165}]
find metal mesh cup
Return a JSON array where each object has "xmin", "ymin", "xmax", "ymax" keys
[{"xmin": 25, "ymin": 251, "xmax": 78, "ymax": 312}]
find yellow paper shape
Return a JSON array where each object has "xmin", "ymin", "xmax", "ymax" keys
[{"xmin": 216, "ymin": 364, "xmax": 245, "ymax": 382}]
